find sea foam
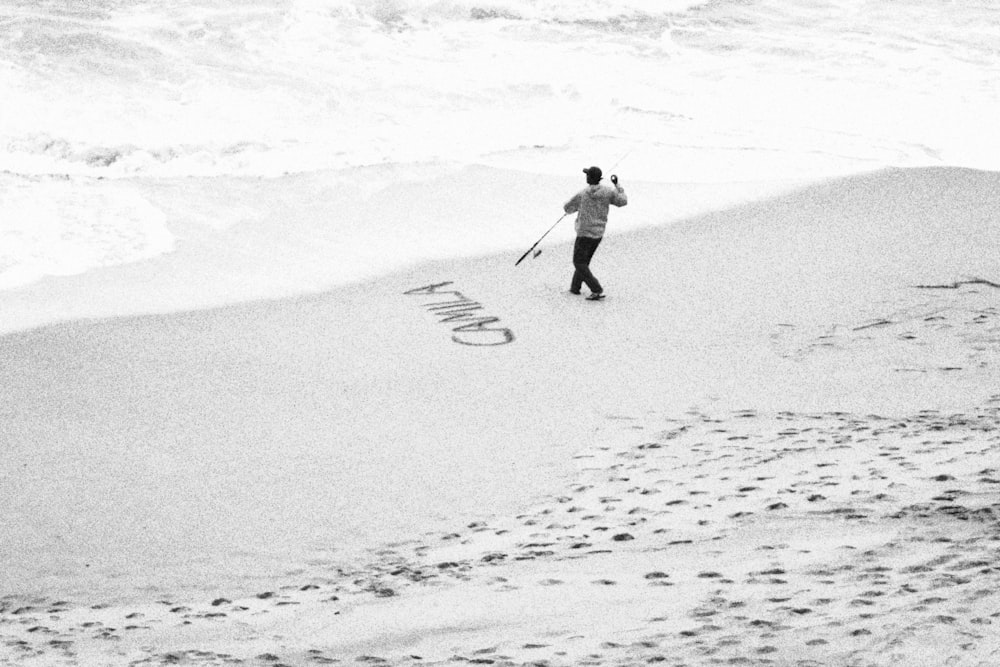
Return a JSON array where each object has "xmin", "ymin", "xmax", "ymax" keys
[
  {"xmin": 1, "ymin": 0, "xmax": 997, "ymax": 294},
  {"xmin": 0, "ymin": 175, "xmax": 173, "ymax": 290},
  {"xmin": 2, "ymin": 0, "xmax": 996, "ymax": 179}
]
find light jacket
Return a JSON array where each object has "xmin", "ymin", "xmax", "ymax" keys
[{"xmin": 563, "ymin": 184, "xmax": 627, "ymax": 238}]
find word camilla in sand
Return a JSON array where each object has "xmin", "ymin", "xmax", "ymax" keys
[{"xmin": 405, "ymin": 281, "xmax": 514, "ymax": 346}]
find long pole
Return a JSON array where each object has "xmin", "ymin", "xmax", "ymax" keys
[
  {"xmin": 606, "ymin": 147, "xmax": 635, "ymax": 173},
  {"xmin": 514, "ymin": 213, "xmax": 568, "ymax": 266}
]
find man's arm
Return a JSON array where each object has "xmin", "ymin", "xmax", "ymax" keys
[
  {"xmin": 563, "ymin": 192, "xmax": 582, "ymax": 214},
  {"xmin": 609, "ymin": 176, "xmax": 627, "ymax": 207}
]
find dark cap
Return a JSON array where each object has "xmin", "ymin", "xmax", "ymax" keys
[{"xmin": 583, "ymin": 166, "xmax": 602, "ymax": 184}]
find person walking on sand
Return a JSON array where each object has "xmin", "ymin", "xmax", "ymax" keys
[{"xmin": 563, "ymin": 166, "xmax": 627, "ymax": 300}]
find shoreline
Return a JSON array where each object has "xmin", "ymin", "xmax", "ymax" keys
[{"xmin": 0, "ymin": 163, "xmax": 831, "ymax": 337}]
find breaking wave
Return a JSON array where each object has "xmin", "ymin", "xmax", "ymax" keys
[{"xmin": 1, "ymin": 0, "xmax": 997, "ymax": 178}]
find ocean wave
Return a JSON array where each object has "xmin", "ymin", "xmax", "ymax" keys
[
  {"xmin": 316, "ymin": 0, "xmax": 706, "ymax": 24},
  {"xmin": 1, "ymin": 0, "xmax": 997, "ymax": 180},
  {"xmin": 0, "ymin": 174, "xmax": 173, "ymax": 290},
  {"xmin": 4, "ymin": 134, "xmax": 282, "ymax": 176}
]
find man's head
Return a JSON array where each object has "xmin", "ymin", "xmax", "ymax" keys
[{"xmin": 583, "ymin": 166, "xmax": 602, "ymax": 185}]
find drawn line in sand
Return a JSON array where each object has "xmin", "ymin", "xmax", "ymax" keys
[
  {"xmin": 405, "ymin": 281, "xmax": 514, "ymax": 346},
  {"xmin": 914, "ymin": 277, "xmax": 1000, "ymax": 290},
  {"xmin": 852, "ymin": 319, "xmax": 893, "ymax": 331}
]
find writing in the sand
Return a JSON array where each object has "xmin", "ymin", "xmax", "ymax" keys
[{"xmin": 405, "ymin": 282, "xmax": 514, "ymax": 347}]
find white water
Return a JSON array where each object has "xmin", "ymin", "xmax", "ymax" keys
[
  {"xmin": 1, "ymin": 0, "xmax": 999, "ymax": 292},
  {"xmin": 0, "ymin": 178, "xmax": 173, "ymax": 289}
]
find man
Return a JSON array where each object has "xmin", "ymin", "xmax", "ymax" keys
[{"xmin": 563, "ymin": 166, "xmax": 627, "ymax": 300}]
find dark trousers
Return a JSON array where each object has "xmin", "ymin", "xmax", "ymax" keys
[{"xmin": 571, "ymin": 235, "xmax": 603, "ymax": 294}]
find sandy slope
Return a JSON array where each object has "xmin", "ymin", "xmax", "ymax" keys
[{"xmin": 2, "ymin": 166, "xmax": 999, "ymax": 666}]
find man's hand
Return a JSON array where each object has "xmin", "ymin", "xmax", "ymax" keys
[{"xmin": 610, "ymin": 174, "xmax": 619, "ymax": 186}]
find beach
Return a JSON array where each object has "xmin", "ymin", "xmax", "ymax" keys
[
  {"xmin": 4, "ymin": 165, "xmax": 1000, "ymax": 665},
  {"xmin": 4, "ymin": 0, "xmax": 1000, "ymax": 664}
]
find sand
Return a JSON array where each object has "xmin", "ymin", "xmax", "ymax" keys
[{"xmin": 2, "ymin": 166, "xmax": 1000, "ymax": 665}]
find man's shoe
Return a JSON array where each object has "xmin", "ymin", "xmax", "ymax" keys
[
  {"xmin": 569, "ymin": 289, "xmax": 581, "ymax": 295},
  {"xmin": 586, "ymin": 292, "xmax": 605, "ymax": 301}
]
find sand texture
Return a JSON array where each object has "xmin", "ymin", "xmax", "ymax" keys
[
  {"xmin": 4, "ymin": 407, "xmax": 1000, "ymax": 665},
  {"xmin": 3, "ymin": 166, "xmax": 1000, "ymax": 665}
]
